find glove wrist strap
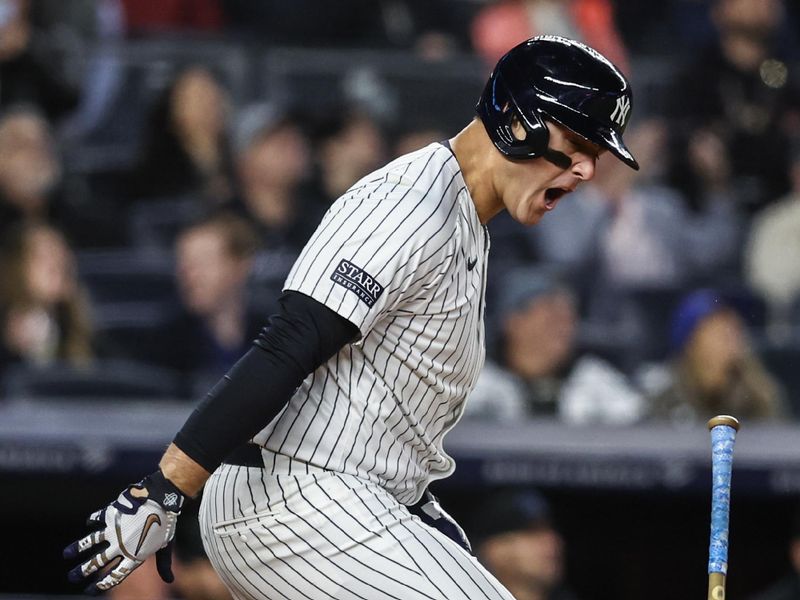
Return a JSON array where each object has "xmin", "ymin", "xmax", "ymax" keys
[{"xmin": 142, "ymin": 470, "xmax": 185, "ymax": 512}]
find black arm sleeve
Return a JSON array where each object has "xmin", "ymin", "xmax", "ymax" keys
[{"xmin": 172, "ymin": 291, "xmax": 360, "ymax": 473}]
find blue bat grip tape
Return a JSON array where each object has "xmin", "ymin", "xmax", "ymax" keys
[{"xmin": 708, "ymin": 425, "xmax": 736, "ymax": 575}]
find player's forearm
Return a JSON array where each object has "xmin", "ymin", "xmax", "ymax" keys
[
  {"xmin": 159, "ymin": 443, "xmax": 211, "ymax": 498},
  {"xmin": 170, "ymin": 291, "xmax": 359, "ymax": 475}
]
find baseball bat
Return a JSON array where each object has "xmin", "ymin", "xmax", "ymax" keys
[{"xmin": 707, "ymin": 415, "xmax": 740, "ymax": 600}]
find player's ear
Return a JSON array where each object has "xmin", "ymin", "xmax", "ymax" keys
[{"xmin": 510, "ymin": 114, "xmax": 526, "ymax": 142}]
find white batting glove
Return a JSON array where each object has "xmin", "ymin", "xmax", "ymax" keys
[{"xmin": 63, "ymin": 470, "xmax": 185, "ymax": 595}]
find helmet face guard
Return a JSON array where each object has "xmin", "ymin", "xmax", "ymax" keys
[{"xmin": 476, "ymin": 36, "xmax": 639, "ymax": 170}]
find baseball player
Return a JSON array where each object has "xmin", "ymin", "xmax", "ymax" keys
[{"xmin": 65, "ymin": 36, "xmax": 638, "ymax": 599}]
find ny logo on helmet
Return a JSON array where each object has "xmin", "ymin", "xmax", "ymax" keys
[{"xmin": 610, "ymin": 96, "xmax": 631, "ymax": 127}]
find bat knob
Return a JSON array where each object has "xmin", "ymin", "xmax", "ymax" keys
[
  {"xmin": 708, "ymin": 572, "xmax": 726, "ymax": 600},
  {"xmin": 707, "ymin": 415, "xmax": 740, "ymax": 431}
]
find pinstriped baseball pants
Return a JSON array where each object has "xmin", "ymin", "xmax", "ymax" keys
[{"xmin": 199, "ymin": 464, "xmax": 515, "ymax": 600}]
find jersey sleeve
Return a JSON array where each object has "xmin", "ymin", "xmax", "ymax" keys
[{"xmin": 283, "ymin": 168, "xmax": 458, "ymax": 337}]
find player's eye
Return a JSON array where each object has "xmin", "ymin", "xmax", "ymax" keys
[{"xmin": 565, "ymin": 136, "xmax": 586, "ymax": 154}]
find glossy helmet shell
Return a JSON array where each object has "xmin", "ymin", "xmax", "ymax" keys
[{"xmin": 476, "ymin": 35, "xmax": 639, "ymax": 170}]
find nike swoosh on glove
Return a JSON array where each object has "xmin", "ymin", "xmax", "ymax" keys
[{"xmin": 63, "ymin": 470, "xmax": 185, "ymax": 595}]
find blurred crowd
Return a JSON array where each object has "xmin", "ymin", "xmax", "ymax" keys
[
  {"xmin": 2, "ymin": 0, "xmax": 800, "ymax": 429},
  {"xmin": 2, "ymin": 1, "xmax": 800, "ymax": 598}
]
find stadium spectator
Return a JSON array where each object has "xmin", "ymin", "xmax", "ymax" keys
[
  {"xmin": 231, "ymin": 102, "xmax": 321, "ymax": 254},
  {"xmin": 0, "ymin": 222, "xmax": 94, "ymax": 375},
  {"xmin": 470, "ymin": 0, "xmax": 629, "ymax": 73},
  {"xmin": 666, "ymin": 0, "xmax": 800, "ymax": 214},
  {"xmin": 594, "ymin": 122, "xmax": 742, "ymax": 292},
  {"xmin": 150, "ymin": 211, "xmax": 263, "ymax": 384},
  {"xmin": 131, "ymin": 65, "xmax": 234, "ymax": 203},
  {"xmin": 466, "ymin": 267, "xmax": 644, "ymax": 425},
  {"xmin": 0, "ymin": 0, "xmax": 80, "ymax": 122},
  {"xmin": 0, "ymin": 106, "xmax": 61, "ymax": 231},
  {"xmin": 523, "ymin": 119, "xmax": 742, "ymax": 361},
  {"xmin": 640, "ymin": 289, "xmax": 787, "ymax": 424},
  {"xmin": 470, "ymin": 489, "xmax": 581, "ymax": 600},
  {"xmin": 306, "ymin": 109, "xmax": 387, "ymax": 208},
  {"xmin": 534, "ymin": 119, "xmax": 742, "ymax": 290},
  {"xmin": 0, "ymin": 105, "xmax": 122, "ymax": 247},
  {"xmin": 745, "ymin": 147, "xmax": 800, "ymax": 335}
]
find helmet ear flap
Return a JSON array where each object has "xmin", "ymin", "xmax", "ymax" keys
[
  {"xmin": 511, "ymin": 107, "xmax": 549, "ymax": 158},
  {"xmin": 477, "ymin": 71, "xmax": 550, "ymax": 160}
]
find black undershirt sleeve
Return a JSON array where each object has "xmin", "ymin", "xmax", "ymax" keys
[{"xmin": 172, "ymin": 290, "xmax": 360, "ymax": 474}]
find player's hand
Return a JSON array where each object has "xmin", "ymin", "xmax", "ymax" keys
[
  {"xmin": 410, "ymin": 490, "xmax": 472, "ymax": 553},
  {"xmin": 63, "ymin": 470, "xmax": 185, "ymax": 595}
]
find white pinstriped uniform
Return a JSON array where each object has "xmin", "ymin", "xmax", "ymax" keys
[{"xmin": 200, "ymin": 143, "xmax": 515, "ymax": 599}]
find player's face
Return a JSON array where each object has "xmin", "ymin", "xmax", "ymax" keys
[{"xmin": 500, "ymin": 122, "xmax": 602, "ymax": 226}]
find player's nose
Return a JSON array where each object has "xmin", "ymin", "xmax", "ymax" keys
[{"xmin": 571, "ymin": 153, "xmax": 597, "ymax": 182}]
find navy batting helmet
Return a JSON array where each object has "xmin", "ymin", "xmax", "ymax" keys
[{"xmin": 476, "ymin": 35, "xmax": 639, "ymax": 170}]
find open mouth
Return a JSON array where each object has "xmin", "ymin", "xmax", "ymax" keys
[{"xmin": 544, "ymin": 187, "xmax": 570, "ymax": 209}]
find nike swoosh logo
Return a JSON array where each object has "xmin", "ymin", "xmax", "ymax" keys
[
  {"xmin": 134, "ymin": 513, "xmax": 162, "ymax": 555},
  {"xmin": 467, "ymin": 257, "xmax": 478, "ymax": 271}
]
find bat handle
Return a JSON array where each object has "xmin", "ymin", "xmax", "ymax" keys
[{"xmin": 707, "ymin": 415, "xmax": 739, "ymax": 600}]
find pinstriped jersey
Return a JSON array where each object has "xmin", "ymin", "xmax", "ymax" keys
[{"xmin": 251, "ymin": 143, "xmax": 489, "ymax": 504}]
